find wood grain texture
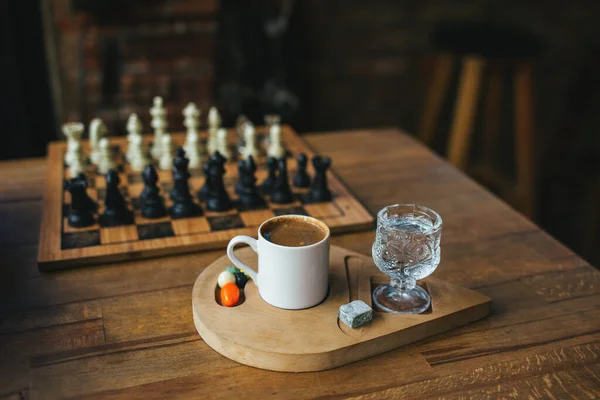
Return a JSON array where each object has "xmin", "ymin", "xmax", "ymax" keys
[
  {"xmin": 192, "ymin": 246, "xmax": 490, "ymax": 372},
  {"xmin": 37, "ymin": 125, "xmax": 373, "ymax": 270},
  {"xmin": 0, "ymin": 128, "xmax": 599, "ymax": 399}
]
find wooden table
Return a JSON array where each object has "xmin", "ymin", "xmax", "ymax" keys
[{"xmin": 1, "ymin": 129, "xmax": 599, "ymax": 399}]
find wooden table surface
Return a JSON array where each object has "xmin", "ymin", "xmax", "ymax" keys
[{"xmin": 1, "ymin": 128, "xmax": 599, "ymax": 399}]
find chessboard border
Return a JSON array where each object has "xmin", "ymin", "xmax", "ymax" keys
[{"xmin": 38, "ymin": 125, "xmax": 375, "ymax": 271}]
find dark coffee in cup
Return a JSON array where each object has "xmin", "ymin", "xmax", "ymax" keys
[{"xmin": 261, "ymin": 216, "xmax": 328, "ymax": 247}]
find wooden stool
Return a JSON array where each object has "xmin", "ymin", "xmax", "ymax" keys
[{"xmin": 419, "ymin": 22, "xmax": 542, "ymax": 218}]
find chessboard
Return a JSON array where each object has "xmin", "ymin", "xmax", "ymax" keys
[{"xmin": 38, "ymin": 125, "xmax": 374, "ymax": 271}]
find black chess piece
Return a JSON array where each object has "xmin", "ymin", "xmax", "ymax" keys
[
  {"xmin": 261, "ymin": 156, "xmax": 278, "ymax": 193},
  {"xmin": 76, "ymin": 173, "xmax": 98, "ymax": 212},
  {"xmin": 205, "ymin": 151, "xmax": 233, "ymax": 212},
  {"xmin": 270, "ymin": 157, "xmax": 295, "ymax": 204},
  {"xmin": 170, "ymin": 147, "xmax": 202, "ymax": 218},
  {"xmin": 293, "ymin": 153, "xmax": 311, "ymax": 188},
  {"xmin": 64, "ymin": 177, "xmax": 95, "ymax": 227},
  {"xmin": 197, "ymin": 161, "xmax": 211, "ymax": 201},
  {"xmin": 306, "ymin": 155, "xmax": 332, "ymax": 203},
  {"xmin": 100, "ymin": 170, "xmax": 133, "ymax": 225},
  {"xmin": 237, "ymin": 156, "xmax": 266, "ymax": 210},
  {"xmin": 140, "ymin": 164, "xmax": 167, "ymax": 218}
]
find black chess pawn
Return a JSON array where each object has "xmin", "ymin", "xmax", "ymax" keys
[
  {"xmin": 270, "ymin": 157, "xmax": 295, "ymax": 204},
  {"xmin": 64, "ymin": 177, "xmax": 95, "ymax": 227},
  {"xmin": 261, "ymin": 156, "xmax": 278, "ymax": 194},
  {"xmin": 140, "ymin": 165, "xmax": 167, "ymax": 218},
  {"xmin": 205, "ymin": 151, "xmax": 233, "ymax": 212},
  {"xmin": 293, "ymin": 153, "xmax": 311, "ymax": 188},
  {"xmin": 170, "ymin": 147, "xmax": 202, "ymax": 218},
  {"xmin": 100, "ymin": 170, "xmax": 133, "ymax": 225},
  {"xmin": 76, "ymin": 173, "xmax": 98, "ymax": 212},
  {"xmin": 306, "ymin": 155, "xmax": 332, "ymax": 203},
  {"xmin": 237, "ymin": 156, "xmax": 265, "ymax": 210}
]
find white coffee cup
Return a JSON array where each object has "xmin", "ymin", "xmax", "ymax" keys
[{"xmin": 226, "ymin": 214, "xmax": 330, "ymax": 310}]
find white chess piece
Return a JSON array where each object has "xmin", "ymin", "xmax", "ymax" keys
[
  {"xmin": 97, "ymin": 137, "xmax": 116, "ymax": 174},
  {"xmin": 129, "ymin": 134, "xmax": 150, "ymax": 171},
  {"xmin": 207, "ymin": 106, "xmax": 221, "ymax": 154},
  {"xmin": 158, "ymin": 134, "xmax": 174, "ymax": 170},
  {"xmin": 241, "ymin": 122, "xmax": 259, "ymax": 160},
  {"xmin": 150, "ymin": 96, "xmax": 168, "ymax": 160},
  {"xmin": 89, "ymin": 118, "xmax": 107, "ymax": 165},
  {"xmin": 216, "ymin": 128, "xmax": 231, "ymax": 160},
  {"xmin": 126, "ymin": 113, "xmax": 143, "ymax": 162},
  {"xmin": 267, "ymin": 123, "xmax": 285, "ymax": 158},
  {"xmin": 183, "ymin": 102, "xmax": 204, "ymax": 168},
  {"xmin": 62, "ymin": 122, "xmax": 84, "ymax": 166},
  {"xmin": 68, "ymin": 141, "xmax": 86, "ymax": 177}
]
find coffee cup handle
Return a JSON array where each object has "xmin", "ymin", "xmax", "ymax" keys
[{"xmin": 226, "ymin": 235, "xmax": 259, "ymax": 286}]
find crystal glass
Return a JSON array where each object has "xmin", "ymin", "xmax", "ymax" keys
[{"xmin": 372, "ymin": 204, "xmax": 442, "ymax": 314}]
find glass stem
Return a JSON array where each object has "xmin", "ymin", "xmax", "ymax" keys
[{"xmin": 391, "ymin": 275, "xmax": 416, "ymax": 291}]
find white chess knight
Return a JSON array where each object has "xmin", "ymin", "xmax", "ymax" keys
[
  {"xmin": 267, "ymin": 122, "xmax": 285, "ymax": 158},
  {"xmin": 216, "ymin": 128, "xmax": 231, "ymax": 160},
  {"xmin": 183, "ymin": 102, "xmax": 204, "ymax": 168},
  {"xmin": 62, "ymin": 122, "xmax": 85, "ymax": 166},
  {"xmin": 241, "ymin": 122, "xmax": 259, "ymax": 160},
  {"xmin": 207, "ymin": 106, "xmax": 221, "ymax": 154},
  {"xmin": 68, "ymin": 141, "xmax": 86, "ymax": 177},
  {"xmin": 126, "ymin": 113, "xmax": 143, "ymax": 163},
  {"xmin": 150, "ymin": 96, "xmax": 168, "ymax": 160},
  {"xmin": 89, "ymin": 118, "xmax": 107, "ymax": 164},
  {"xmin": 158, "ymin": 133, "xmax": 174, "ymax": 170},
  {"xmin": 97, "ymin": 137, "xmax": 116, "ymax": 174},
  {"xmin": 129, "ymin": 134, "xmax": 150, "ymax": 171}
]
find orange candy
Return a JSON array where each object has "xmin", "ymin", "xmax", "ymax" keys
[{"xmin": 221, "ymin": 282, "xmax": 240, "ymax": 307}]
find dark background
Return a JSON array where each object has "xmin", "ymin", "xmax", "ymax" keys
[{"xmin": 1, "ymin": 0, "xmax": 599, "ymax": 265}]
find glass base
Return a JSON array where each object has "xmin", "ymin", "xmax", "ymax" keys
[{"xmin": 372, "ymin": 283, "xmax": 430, "ymax": 314}]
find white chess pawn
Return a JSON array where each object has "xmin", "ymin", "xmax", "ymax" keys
[
  {"xmin": 129, "ymin": 134, "xmax": 150, "ymax": 171},
  {"xmin": 183, "ymin": 102, "xmax": 204, "ymax": 167},
  {"xmin": 186, "ymin": 133, "xmax": 204, "ymax": 169},
  {"xmin": 68, "ymin": 141, "xmax": 86, "ymax": 177},
  {"xmin": 241, "ymin": 122, "xmax": 259, "ymax": 160},
  {"xmin": 126, "ymin": 113, "xmax": 143, "ymax": 162},
  {"xmin": 267, "ymin": 123, "xmax": 285, "ymax": 158},
  {"xmin": 150, "ymin": 96, "xmax": 168, "ymax": 160},
  {"xmin": 216, "ymin": 128, "xmax": 231, "ymax": 160},
  {"xmin": 89, "ymin": 118, "xmax": 107, "ymax": 165},
  {"xmin": 97, "ymin": 137, "xmax": 116, "ymax": 174},
  {"xmin": 158, "ymin": 134, "xmax": 174, "ymax": 170},
  {"xmin": 207, "ymin": 106, "xmax": 221, "ymax": 154},
  {"xmin": 62, "ymin": 122, "xmax": 84, "ymax": 166}
]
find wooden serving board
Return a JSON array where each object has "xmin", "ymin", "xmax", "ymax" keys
[
  {"xmin": 192, "ymin": 245, "xmax": 491, "ymax": 372},
  {"xmin": 37, "ymin": 125, "xmax": 374, "ymax": 271}
]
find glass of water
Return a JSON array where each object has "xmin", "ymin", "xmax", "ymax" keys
[{"xmin": 372, "ymin": 204, "xmax": 442, "ymax": 314}]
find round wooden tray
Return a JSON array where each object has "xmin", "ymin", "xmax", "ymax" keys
[{"xmin": 192, "ymin": 245, "xmax": 490, "ymax": 372}]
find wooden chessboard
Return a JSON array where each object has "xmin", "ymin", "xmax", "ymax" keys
[{"xmin": 38, "ymin": 125, "xmax": 374, "ymax": 271}]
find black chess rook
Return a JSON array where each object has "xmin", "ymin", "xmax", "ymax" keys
[{"xmin": 306, "ymin": 155, "xmax": 332, "ymax": 203}]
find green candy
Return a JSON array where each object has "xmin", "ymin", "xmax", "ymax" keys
[{"xmin": 226, "ymin": 266, "xmax": 240, "ymax": 274}]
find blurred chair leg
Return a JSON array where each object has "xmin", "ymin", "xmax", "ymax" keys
[
  {"xmin": 482, "ymin": 66, "xmax": 503, "ymax": 163},
  {"xmin": 418, "ymin": 54, "xmax": 455, "ymax": 146},
  {"xmin": 447, "ymin": 56, "xmax": 485, "ymax": 170},
  {"xmin": 514, "ymin": 60, "xmax": 536, "ymax": 218}
]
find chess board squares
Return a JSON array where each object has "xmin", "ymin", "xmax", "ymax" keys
[
  {"xmin": 63, "ymin": 217, "xmax": 100, "ymax": 233},
  {"xmin": 171, "ymin": 217, "xmax": 211, "ymax": 235},
  {"xmin": 206, "ymin": 213, "xmax": 245, "ymax": 231},
  {"xmin": 127, "ymin": 183, "xmax": 144, "ymax": 199},
  {"xmin": 137, "ymin": 221, "xmax": 175, "ymax": 240},
  {"xmin": 61, "ymin": 230, "xmax": 101, "ymax": 250},
  {"xmin": 303, "ymin": 202, "xmax": 344, "ymax": 219},
  {"xmin": 127, "ymin": 173, "xmax": 143, "ymax": 184},
  {"xmin": 189, "ymin": 168, "xmax": 203, "ymax": 178},
  {"xmin": 100, "ymin": 225, "xmax": 139, "ymax": 244},
  {"xmin": 239, "ymin": 209, "xmax": 275, "ymax": 227}
]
